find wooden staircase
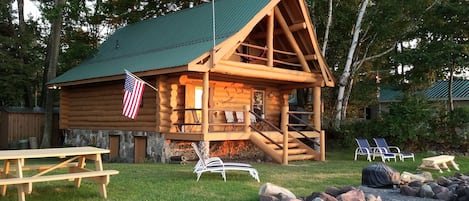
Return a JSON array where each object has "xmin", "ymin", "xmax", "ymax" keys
[{"xmin": 249, "ymin": 132, "xmax": 319, "ymax": 164}]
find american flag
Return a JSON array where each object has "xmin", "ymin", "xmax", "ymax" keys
[{"xmin": 122, "ymin": 71, "xmax": 145, "ymax": 119}]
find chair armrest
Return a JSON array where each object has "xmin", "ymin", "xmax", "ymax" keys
[
  {"xmin": 372, "ymin": 147, "xmax": 386, "ymax": 154},
  {"xmin": 355, "ymin": 147, "xmax": 370, "ymax": 154},
  {"xmin": 387, "ymin": 146, "xmax": 401, "ymax": 153},
  {"xmin": 205, "ymin": 157, "xmax": 225, "ymax": 167}
]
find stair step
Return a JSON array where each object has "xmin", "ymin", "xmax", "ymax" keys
[
  {"xmin": 288, "ymin": 154, "xmax": 315, "ymax": 161},
  {"xmin": 274, "ymin": 148, "xmax": 307, "ymax": 155},
  {"xmin": 268, "ymin": 142, "xmax": 300, "ymax": 149},
  {"xmin": 264, "ymin": 138, "xmax": 295, "ymax": 144}
]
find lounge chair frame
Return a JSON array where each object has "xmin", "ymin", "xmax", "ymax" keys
[{"xmin": 191, "ymin": 143, "xmax": 260, "ymax": 182}]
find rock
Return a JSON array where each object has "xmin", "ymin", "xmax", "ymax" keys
[
  {"xmin": 365, "ymin": 194, "xmax": 382, "ymax": 201},
  {"xmin": 319, "ymin": 192, "xmax": 338, "ymax": 201},
  {"xmin": 408, "ymin": 180, "xmax": 423, "ymax": 188},
  {"xmin": 260, "ymin": 195, "xmax": 280, "ymax": 201},
  {"xmin": 448, "ymin": 183, "xmax": 459, "ymax": 193},
  {"xmin": 259, "ymin": 183, "xmax": 296, "ymax": 200},
  {"xmin": 431, "ymin": 184, "xmax": 449, "ymax": 195},
  {"xmin": 340, "ymin": 186, "xmax": 357, "ymax": 195},
  {"xmin": 305, "ymin": 192, "xmax": 337, "ymax": 201},
  {"xmin": 400, "ymin": 185, "xmax": 419, "ymax": 197},
  {"xmin": 325, "ymin": 186, "xmax": 342, "ymax": 197},
  {"xmin": 421, "ymin": 172, "xmax": 433, "ymax": 182},
  {"xmin": 336, "ymin": 189, "xmax": 365, "ymax": 201},
  {"xmin": 435, "ymin": 190, "xmax": 455, "ymax": 201},
  {"xmin": 418, "ymin": 184, "xmax": 435, "ymax": 198},
  {"xmin": 458, "ymin": 195, "xmax": 469, "ymax": 201},
  {"xmin": 437, "ymin": 176, "xmax": 452, "ymax": 187},
  {"xmin": 304, "ymin": 192, "xmax": 322, "ymax": 201}
]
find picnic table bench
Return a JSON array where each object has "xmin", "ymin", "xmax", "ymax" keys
[
  {"xmin": 0, "ymin": 146, "xmax": 119, "ymax": 201},
  {"xmin": 418, "ymin": 155, "xmax": 460, "ymax": 173}
]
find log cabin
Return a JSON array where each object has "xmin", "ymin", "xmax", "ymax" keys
[{"xmin": 48, "ymin": 0, "xmax": 335, "ymax": 164}]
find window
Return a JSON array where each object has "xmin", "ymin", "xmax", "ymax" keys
[{"xmin": 252, "ymin": 90, "xmax": 265, "ymax": 117}]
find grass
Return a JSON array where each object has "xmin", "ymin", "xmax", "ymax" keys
[{"xmin": 1, "ymin": 148, "xmax": 468, "ymax": 201}]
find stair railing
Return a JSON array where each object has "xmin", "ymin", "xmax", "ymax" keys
[
  {"xmin": 249, "ymin": 111, "xmax": 283, "ymax": 150},
  {"xmin": 287, "ymin": 111, "xmax": 320, "ymax": 146}
]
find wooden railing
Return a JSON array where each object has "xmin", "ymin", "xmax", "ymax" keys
[
  {"xmin": 172, "ymin": 108, "xmax": 258, "ymax": 133},
  {"xmin": 287, "ymin": 111, "xmax": 319, "ymax": 146},
  {"xmin": 234, "ymin": 42, "xmax": 302, "ymax": 67}
]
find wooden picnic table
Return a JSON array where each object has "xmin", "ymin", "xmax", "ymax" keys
[
  {"xmin": 418, "ymin": 155, "xmax": 460, "ymax": 173},
  {"xmin": 0, "ymin": 146, "xmax": 119, "ymax": 201}
]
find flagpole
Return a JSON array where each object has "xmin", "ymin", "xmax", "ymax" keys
[
  {"xmin": 124, "ymin": 69, "xmax": 158, "ymax": 91},
  {"xmin": 211, "ymin": 0, "xmax": 216, "ymax": 67}
]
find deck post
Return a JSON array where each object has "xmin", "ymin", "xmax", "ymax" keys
[
  {"xmin": 313, "ymin": 87, "xmax": 321, "ymax": 131},
  {"xmin": 320, "ymin": 130, "xmax": 325, "ymax": 161},
  {"xmin": 267, "ymin": 9, "xmax": 274, "ymax": 67},
  {"xmin": 244, "ymin": 105, "xmax": 251, "ymax": 133},
  {"xmin": 281, "ymin": 105, "xmax": 289, "ymax": 165},
  {"xmin": 313, "ymin": 87, "xmax": 323, "ymax": 159},
  {"xmin": 202, "ymin": 72, "xmax": 209, "ymax": 136}
]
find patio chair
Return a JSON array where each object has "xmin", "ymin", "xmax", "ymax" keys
[
  {"xmin": 224, "ymin": 111, "xmax": 237, "ymax": 131},
  {"xmin": 191, "ymin": 143, "xmax": 260, "ymax": 182},
  {"xmin": 235, "ymin": 111, "xmax": 258, "ymax": 124},
  {"xmin": 354, "ymin": 138, "xmax": 396, "ymax": 162},
  {"xmin": 373, "ymin": 138, "xmax": 415, "ymax": 161}
]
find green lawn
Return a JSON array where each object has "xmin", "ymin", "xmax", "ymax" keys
[{"xmin": 1, "ymin": 149, "xmax": 468, "ymax": 201}]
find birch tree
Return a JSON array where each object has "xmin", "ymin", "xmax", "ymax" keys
[{"xmin": 334, "ymin": 0, "xmax": 369, "ymax": 128}]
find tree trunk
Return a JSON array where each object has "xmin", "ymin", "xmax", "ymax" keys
[
  {"xmin": 342, "ymin": 77, "xmax": 354, "ymax": 120},
  {"xmin": 41, "ymin": 0, "xmax": 65, "ymax": 148},
  {"xmin": 334, "ymin": 0, "xmax": 369, "ymax": 128},
  {"xmin": 321, "ymin": 0, "xmax": 333, "ymax": 56},
  {"xmin": 448, "ymin": 60, "xmax": 455, "ymax": 112},
  {"xmin": 17, "ymin": 0, "xmax": 25, "ymax": 33}
]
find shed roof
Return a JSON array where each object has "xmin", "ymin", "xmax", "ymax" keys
[
  {"xmin": 379, "ymin": 80, "xmax": 469, "ymax": 102},
  {"xmin": 49, "ymin": 0, "xmax": 270, "ymax": 85}
]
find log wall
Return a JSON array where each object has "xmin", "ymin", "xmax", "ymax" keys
[
  {"xmin": 59, "ymin": 75, "xmax": 285, "ymax": 133},
  {"xmin": 60, "ymin": 80, "xmax": 157, "ymax": 131}
]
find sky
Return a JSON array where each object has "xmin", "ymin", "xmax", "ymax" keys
[{"xmin": 13, "ymin": 0, "xmax": 40, "ymax": 20}]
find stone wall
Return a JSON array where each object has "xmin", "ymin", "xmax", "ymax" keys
[{"xmin": 63, "ymin": 129, "xmax": 166, "ymax": 163}]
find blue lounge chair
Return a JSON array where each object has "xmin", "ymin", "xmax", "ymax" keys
[
  {"xmin": 355, "ymin": 138, "xmax": 396, "ymax": 162},
  {"xmin": 373, "ymin": 138, "xmax": 415, "ymax": 161}
]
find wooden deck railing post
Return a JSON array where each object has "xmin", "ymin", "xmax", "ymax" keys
[
  {"xmin": 281, "ymin": 106, "xmax": 289, "ymax": 165},
  {"xmin": 244, "ymin": 105, "xmax": 250, "ymax": 133},
  {"xmin": 313, "ymin": 87, "xmax": 323, "ymax": 157},
  {"xmin": 202, "ymin": 72, "xmax": 209, "ymax": 137},
  {"xmin": 320, "ymin": 130, "xmax": 325, "ymax": 161}
]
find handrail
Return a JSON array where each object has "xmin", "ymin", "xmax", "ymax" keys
[
  {"xmin": 249, "ymin": 111, "xmax": 283, "ymax": 150},
  {"xmin": 287, "ymin": 111, "xmax": 319, "ymax": 146}
]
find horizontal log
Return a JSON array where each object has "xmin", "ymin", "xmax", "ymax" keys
[
  {"xmin": 213, "ymin": 60, "xmax": 322, "ymax": 84},
  {"xmin": 68, "ymin": 121, "xmax": 155, "ymax": 127}
]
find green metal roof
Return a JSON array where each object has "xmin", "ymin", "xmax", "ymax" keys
[
  {"xmin": 379, "ymin": 80, "xmax": 469, "ymax": 102},
  {"xmin": 425, "ymin": 80, "xmax": 469, "ymax": 101},
  {"xmin": 49, "ymin": 0, "xmax": 271, "ymax": 85}
]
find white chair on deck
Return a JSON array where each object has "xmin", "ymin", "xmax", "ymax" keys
[{"xmin": 191, "ymin": 142, "xmax": 260, "ymax": 182}]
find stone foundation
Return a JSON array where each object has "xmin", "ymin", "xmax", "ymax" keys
[{"xmin": 62, "ymin": 129, "xmax": 266, "ymax": 163}]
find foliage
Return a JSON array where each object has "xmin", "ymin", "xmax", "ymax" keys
[
  {"xmin": 336, "ymin": 93, "xmax": 469, "ymax": 152},
  {"xmin": 0, "ymin": 2, "xmax": 44, "ymax": 106},
  {"xmin": 392, "ymin": 0, "xmax": 469, "ymax": 88},
  {"xmin": 439, "ymin": 106, "xmax": 469, "ymax": 147},
  {"xmin": 309, "ymin": 0, "xmax": 468, "ymax": 127},
  {"xmin": 0, "ymin": 0, "xmax": 203, "ymax": 107},
  {"xmin": 379, "ymin": 94, "xmax": 435, "ymax": 146}
]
